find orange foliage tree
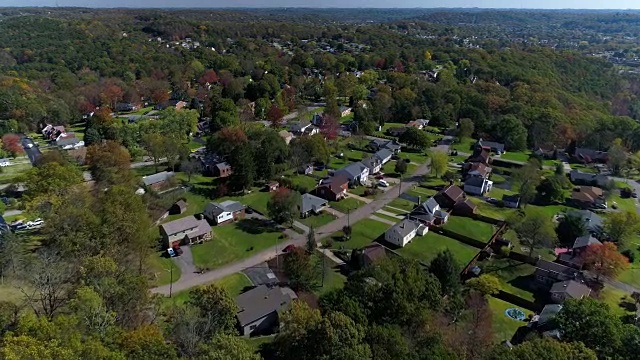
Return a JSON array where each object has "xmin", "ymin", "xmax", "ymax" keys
[{"xmin": 582, "ymin": 242, "xmax": 630, "ymax": 280}]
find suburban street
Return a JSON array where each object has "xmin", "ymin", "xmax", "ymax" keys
[{"xmin": 151, "ymin": 135, "xmax": 451, "ymax": 295}]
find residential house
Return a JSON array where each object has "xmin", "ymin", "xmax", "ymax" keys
[
  {"xmin": 368, "ymin": 139, "xmax": 402, "ymax": 154},
  {"xmin": 156, "ymin": 100, "xmax": 188, "ymax": 110},
  {"xmin": 406, "ymin": 119, "xmax": 429, "ymax": 129},
  {"xmin": 360, "ymin": 243, "xmax": 387, "ymax": 267},
  {"xmin": 534, "ymin": 259, "xmax": 578, "ymax": 289},
  {"xmin": 464, "ymin": 176, "xmax": 493, "ymax": 196},
  {"xmin": 502, "ymin": 194, "xmax": 521, "ymax": 208},
  {"xmin": 142, "ymin": 171, "xmax": 175, "ymax": 191},
  {"xmin": 236, "ymin": 285, "xmax": 297, "ymax": 337},
  {"xmin": 374, "ymin": 149, "xmax": 393, "ymax": 165},
  {"xmin": 335, "ymin": 162, "xmax": 369, "ymax": 186},
  {"xmin": 160, "ymin": 216, "xmax": 212, "ymax": 247},
  {"xmin": 574, "ymin": 148, "xmax": 608, "ymax": 163},
  {"xmin": 170, "ymin": 200, "xmax": 187, "ymax": 215},
  {"xmin": 339, "ymin": 106, "xmax": 352, "ymax": 117},
  {"xmin": 530, "ymin": 304, "xmax": 563, "ymax": 338},
  {"xmin": 56, "ymin": 134, "xmax": 84, "ymax": 150},
  {"xmin": 298, "ymin": 164, "xmax": 313, "ymax": 175},
  {"xmin": 533, "ymin": 147, "xmax": 558, "ymax": 160},
  {"xmin": 42, "ymin": 124, "xmax": 66, "ymax": 141},
  {"xmin": 265, "ymin": 181, "xmax": 280, "ymax": 192},
  {"xmin": 362, "ymin": 156, "xmax": 383, "ymax": 175},
  {"xmin": 466, "ymin": 148, "xmax": 490, "ymax": 164},
  {"xmin": 572, "ymin": 234, "xmax": 602, "ymax": 255},
  {"xmin": 408, "ymin": 197, "xmax": 449, "ymax": 225},
  {"xmin": 213, "ymin": 162, "xmax": 232, "ymax": 178},
  {"xmin": 115, "ymin": 102, "xmax": 137, "ymax": 112},
  {"xmin": 569, "ymin": 170, "xmax": 611, "ymax": 188},
  {"xmin": 386, "ymin": 127, "xmax": 407, "ymax": 137},
  {"xmin": 316, "ymin": 175, "xmax": 348, "ymax": 201},
  {"xmin": 434, "ymin": 185, "xmax": 465, "ymax": 209},
  {"xmin": 311, "ymin": 113, "xmax": 324, "ymax": 126},
  {"xmin": 384, "ymin": 219, "xmax": 427, "ymax": 247},
  {"xmin": 464, "ymin": 162, "xmax": 491, "ymax": 179},
  {"xmin": 549, "ymin": 280, "xmax": 591, "ymax": 303},
  {"xmin": 571, "ymin": 186, "xmax": 606, "ymax": 209},
  {"xmin": 300, "ymin": 193, "xmax": 328, "ymax": 218},
  {"xmin": 566, "ymin": 210, "xmax": 603, "ymax": 235},
  {"xmin": 303, "ymin": 125, "xmax": 320, "ymax": 136},
  {"xmin": 204, "ymin": 200, "xmax": 246, "ymax": 225},
  {"xmin": 290, "ymin": 120, "xmax": 313, "ymax": 135},
  {"xmin": 475, "ymin": 139, "xmax": 505, "ymax": 155},
  {"xmin": 453, "ymin": 199, "xmax": 477, "ymax": 216},
  {"xmin": 278, "ymin": 130, "xmax": 294, "ymax": 145}
]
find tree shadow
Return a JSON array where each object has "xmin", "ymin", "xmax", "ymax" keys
[{"xmin": 235, "ymin": 218, "xmax": 279, "ymax": 235}]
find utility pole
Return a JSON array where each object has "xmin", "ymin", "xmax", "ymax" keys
[
  {"xmin": 398, "ymin": 174, "xmax": 402, "ymax": 197},
  {"xmin": 168, "ymin": 264, "xmax": 173, "ymax": 298},
  {"xmin": 347, "ymin": 207, "xmax": 351, "ymax": 228}
]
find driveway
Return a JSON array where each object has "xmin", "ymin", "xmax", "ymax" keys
[
  {"xmin": 172, "ymin": 245, "xmax": 198, "ymax": 280},
  {"xmin": 150, "ymin": 136, "xmax": 448, "ymax": 295}
]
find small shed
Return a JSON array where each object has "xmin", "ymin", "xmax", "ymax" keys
[
  {"xmin": 265, "ymin": 181, "xmax": 280, "ymax": 192},
  {"xmin": 170, "ymin": 200, "xmax": 188, "ymax": 215}
]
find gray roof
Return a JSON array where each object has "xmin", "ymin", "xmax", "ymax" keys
[
  {"xmin": 573, "ymin": 235, "xmax": 602, "ymax": 249},
  {"xmin": 300, "ymin": 193, "xmax": 328, "ymax": 214},
  {"xmin": 205, "ymin": 200, "xmax": 244, "ymax": 216},
  {"xmin": 476, "ymin": 139, "xmax": 505, "ymax": 152},
  {"xmin": 215, "ymin": 162, "xmax": 231, "ymax": 171},
  {"xmin": 236, "ymin": 285, "xmax": 297, "ymax": 326},
  {"xmin": 56, "ymin": 135, "xmax": 81, "ymax": 147},
  {"xmin": 336, "ymin": 162, "xmax": 367, "ymax": 180},
  {"xmin": 161, "ymin": 216, "xmax": 208, "ymax": 236},
  {"xmin": 142, "ymin": 171, "xmax": 174, "ymax": 186},
  {"xmin": 373, "ymin": 149, "xmax": 393, "ymax": 162},
  {"xmin": 465, "ymin": 176, "xmax": 486, "ymax": 187},
  {"xmin": 569, "ymin": 170, "xmax": 610, "ymax": 186},
  {"xmin": 574, "ymin": 148, "xmax": 607, "ymax": 161},
  {"xmin": 386, "ymin": 219, "xmax": 419, "ymax": 238},
  {"xmin": 550, "ymin": 280, "xmax": 591, "ymax": 299},
  {"xmin": 219, "ymin": 200, "xmax": 245, "ymax": 213},
  {"xmin": 369, "ymin": 139, "xmax": 401, "ymax": 151},
  {"xmin": 538, "ymin": 304, "xmax": 563, "ymax": 326},
  {"xmin": 566, "ymin": 210, "xmax": 603, "ymax": 234}
]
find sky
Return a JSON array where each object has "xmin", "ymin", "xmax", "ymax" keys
[{"xmin": 2, "ymin": 0, "xmax": 640, "ymax": 9}]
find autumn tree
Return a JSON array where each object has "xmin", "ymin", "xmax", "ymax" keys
[
  {"xmin": 604, "ymin": 210, "xmax": 640, "ymax": 245},
  {"xmin": 86, "ymin": 141, "xmax": 134, "ymax": 187},
  {"xmin": 267, "ymin": 104, "xmax": 284, "ymax": 128},
  {"xmin": 582, "ymin": 242, "xmax": 629, "ymax": 280},
  {"xmin": 207, "ymin": 126, "xmax": 248, "ymax": 157},
  {"xmin": 513, "ymin": 212, "xmax": 557, "ymax": 256},
  {"xmin": 24, "ymin": 162, "xmax": 83, "ymax": 203},
  {"xmin": 320, "ymin": 114, "xmax": 339, "ymax": 140},
  {"xmin": 2, "ymin": 133, "xmax": 23, "ymax": 157},
  {"xmin": 430, "ymin": 150, "xmax": 449, "ymax": 178},
  {"xmin": 199, "ymin": 69, "xmax": 218, "ymax": 85},
  {"xmin": 466, "ymin": 274, "xmax": 500, "ymax": 296},
  {"xmin": 267, "ymin": 188, "xmax": 301, "ymax": 226}
]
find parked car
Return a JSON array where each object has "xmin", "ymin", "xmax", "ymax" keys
[
  {"xmin": 486, "ymin": 197, "xmax": 498, "ymax": 204},
  {"xmin": 375, "ymin": 174, "xmax": 384, "ymax": 180},
  {"xmin": 283, "ymin": 244, "xmax": 296, "ymax": 253},
  {"xmin": 167, "ymin": 248, "xmax": 176, "ymax": 257},
  {"xmin": 245, "ymin": 207, "xmax": 254, "ymax": 214},
  {"xmin": 378, "ymin": 180, "xmax": 389, "ymax": 187},
  {"xmin": 15, "ymin": 224, "xmax": 27, "ymax": 231}
]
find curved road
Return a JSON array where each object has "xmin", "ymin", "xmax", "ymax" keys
[{"xmin": 151, "ymin": 136, "xmax": 451, "ymax": 295}]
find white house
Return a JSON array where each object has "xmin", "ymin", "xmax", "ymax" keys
[
  {"xmin": 204, "ymin": 200, "xmax": 246, "ymax": 225},
  {"xmin": 335, "ymin": 162, "xmax": 369, "ymax": 186},
  {"xmin": 0, "ymin": 159, "xmax": 11, "ymax": 167},
  {"xmin": 464, "ymin": 176, "xmax": 493, "ymax": 196},
  {"xmin": 384, "ymin": 219, "xmax": 426, "ymax": 247}
]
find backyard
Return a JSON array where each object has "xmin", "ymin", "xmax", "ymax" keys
[
  {"xmin": 443, "ymin": 216, "xmax": 496, "ymax": 242},
  {"xmin": 386, "ymin": 197, "xmax": 418, "ymax": 213},
  {"xmin": 160, "ymin": 272, "xmax": 252, "ymax": 308},
  {"xmin": 191, "ymin": 219, "xmax": 287, "ymax": 270},
  {"xmin": 397, "ymin": 231, "xmax": 479, "ymax": 265},
  {"xmin": 311, "ymin": 254, "xmax": 347, "ymax": 296},
  {"xmin": 480, "ymin": 258, "xmax": 539, "ymax": 303},
  {"xmin": 330, "ymin": 197, "xmax": 365, "ymax": 213},
  {"xmin": 298, "ymin": 212, "xmax": 336, "ymax": 228},
  {"xmin": 488, "ymin": 297, "xmax": 529, "ymax": 342},
  {"xmin": 328, "ymin": 218, "xmax": 391, "ymax": 249}
]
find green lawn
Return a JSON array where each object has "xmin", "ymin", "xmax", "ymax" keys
[
  {"xmin": 160, "ymin": 272, "xmax": 252, "ymax": 308},
  {"xmin": 610, "ymin": 194, "xmax": 637, "ymax": 213},
  {"xmin": 618, "ymin": 250, "xmax": 640, "ymax": 289},
  {"xmin": 221, "ymin": 191, "xmax": 273, "ymax": 215},
  {"xmin": 502, "ymin": 229, "xmax": 556, "ymax": 261},
  {"xmin": 0, "ymin": 162, "xmax": 32, "ymax": 184},
  {"xmin": 526, "ymin": 204, "xmax": 569, "ymax": 219},
  {"xmin": 480, "ymin": 258, "xmax": 539, "ymax": 302},
  {"xmin": 286, "ymin": 174, "xmax": 318, "ymax": 191},
  {"xmin": 382, "ymin": 206, "xmax": 409, "ymax": 215},
  {"xmin": 372, "ymin": 122, "xmax": 406, "ymax": 138},
  {"xmin": 406, "ymin": 187, "xmax": 437, "ymax": 198},
  {"xmin": 387, "ymin": 197, "xmax": 417, "ymax": 213},
  {"xmin": 488, "ymin": 297, "xmax": 529, "ymax": 342},
  {"xmin": 192, "ymin": 219, "xmax": 287, "ymax": 270},
  {"xmin": 243, "ymin": 335, "xmax": 276, "ymax": 353},
  {"xmin": 330, "ymin": 197, "xmax": 365, "ymax": 213},
  {"xmin": 499, "ymin": 151, "xmax": 531, "ymax": 163},
  {"xmin": 486, "ymin": 186, "xmax": 516, "ymax": 200},
  {"xmin": 165, "ymin": 190, "xmax": 212, "ymax": 222},
  {"xmin": 468, "ymin": 197, "xmax": 516, "ymax": 220},
  {"xmin": 312, "ymin": 255, "xmax": 347, "ymax": 296},
  {"xmin": 443, "ymin": 216, "xmax": 496, "ymax": 242},
  {"xmin": 451, "ymin": 137, "xmax": 476, "ymax": 152},
  {"xmin": 398, "ymin": 231, "xmax": 479, "ymax": 265},
  {"xmin": 188, "ymin": 139, "xmax": 204, "ymax": 150},
  {"xmin": 490, "ymin": 173, "xmax": 508, "ymax": 184},
  {"xmin": 373, "ymin": 213, "xmax": 402, "ymax": 223},
  {"xmin": 147, "ymin": 253, "xmax": 183, "ymax": 287},
  {"xmin": 421, "ymin": 176, "xmax": 447, "ymax": 188},
  {"xmin": 381, "ymin": 160, "xmax": 417, "ymax": 178},
  {"xmin": 401, "ymin": 151, "xmax": 429, "ymax": 165},
  {"xmin": 299, "ymin": 212, "xmax": 336, "ymax": 228},
  {"xmin": 329, "ymin": 218, "xmax": 391, "ymax": 249},
  {"xmin": 134, "ymin": 164, "xmax": 164, "ymax": 177}
]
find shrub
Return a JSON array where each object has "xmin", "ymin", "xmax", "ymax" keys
[{"xmin": 621, "ymin": 249, "xmax": 635, "ymax": 263}]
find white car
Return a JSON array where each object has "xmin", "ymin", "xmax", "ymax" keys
[{"xmin": 378, "ymin": 180, "xmax": 389, "ymax": 187}]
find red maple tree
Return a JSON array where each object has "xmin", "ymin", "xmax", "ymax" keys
[
  {"xmin": 199, "ymin": 69, "xmax": 218, "ymax": 85},
  {"xmin": 320, "ymin": 114, "xmax": 339, "ymax": 140},
  {"xmin": 582, "ymin": 242, "xmax": 629, "ymax": 280},
  {"xmin": 2, "ymin": 134, "xmax": 24, "ymax": 157},
  {"xmin": 267, "ymin": 105, "xmax": 284, "ymax": 128}
]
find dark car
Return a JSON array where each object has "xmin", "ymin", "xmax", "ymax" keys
[
  {"xmin": 245, "ymin": 207, "xmax": 254, "ymax": 214},
  {"xmin": 375, "ymin": 174, "xmax": 384, "ymax": 180},
  {"xmin": 283, "ymin": 244, "xmax": 296, "ymax": 253}
]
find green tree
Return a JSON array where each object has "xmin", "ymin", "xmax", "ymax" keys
[
  {"xmin": 604, "ymin": 210, "xmax": 640, "ymax": 245},
  {"xmin": 465, "ymin": 274, "xmax": 500, "ymax": 296},
  {"xmin": 198, "ymin": 333, "xmax": 261, "ymax": 360},
  {"xmin": 556, "ymin": 212, "xmax": 587, "ymax": 246},
  {"xmin": 484, "ymin": 338, "xmax": 597, "ymax": 360},
  {"xmin": 24, "ymin": 162, "xmax": 83, "ymax": 203},
  {"xmin": 141, "ymin": 132, "xmax": 168, "ymax": 172},
  {"xmin": 117, "ymin": 325, "xmax": 178, "ymax": 360},
  {"xmin": 608, "ymin": 138, "xmax": 628, "ymax": 176},
  {"xmin": 394, "ymin": 159, "xmax": 408, "ymax": 175},
  {"xmin": 458, "ymin": 118, "xmax": 474, "ymax": 140},
  {"xmin": 284, "ymin": 247, "xmax": 319, "ymax": 291},
  {"xmin": 430, "ymin": 151, "xmax": 449, "ymax": 178},
  {"xmin": 86, "ymin": 141, "xmax": 134, "ymax": 187},
  {"xmin": 537, "ymin": 175, "xmax": 567, "ymax": 203},
  {"xmin": 429, "ymin": 250, "xmax": 462, "ymax": 295},
  {"xmin": 188, "ymin": 284, "xmax": 239, "ymax": 335},
  {"xmin": 556, "ymin": 298, "xmax": 624, "ymax": 358},
  {"xmin": 512, "ymin": 159, "xmax": 542, "ymax": 206},
  {"xmin": 400, "ymin": 127, "xmax": 431, "ymax": 149},
  {"xmin": 513, "ymin": 212, "xmax": 557, "ymax": 256},
  {"xmin": 366, "ymin": 324, "xmax": 410, "ymax": 360},
  {"xmin": 267, "ymin": 188, "xmax": 301, "ymax": 226},
  {"xmin": 228, "ymin": 145, "xmax": 255, "ymax": 192},
  {"xmin": 307, "ymin": 226, "xmax": 316, "ymax": 253},
  {"xmin": 494, "ymin": 115, "xmax": 527, "ymax": 151}
]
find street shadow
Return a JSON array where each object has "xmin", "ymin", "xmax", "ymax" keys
[{"xmin": 235, "ymin": 218, "xmax": 279, "ymax": 235}]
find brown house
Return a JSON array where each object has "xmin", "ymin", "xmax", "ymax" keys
[
  {"xmin": 466, "ymin": 149, "xmax": 490, "ymax": 165},
  {"xmin": 571, "ymin": 186, "xmax": 606, "ymax": 209},
  {"xmin": 316, "ymin": 176, "xmax": 348, "ymax": 201},
  {"xmin": 453, "ymin": 199, "xmax": 477, "ymax": 216},
  {"xmin": 434, "ymin": 185, "xmax": 465, "ymax": 209},
  {"xmin": 214, "ymin": 162, "xmax": 232, "ymax": 178},
  {"xmin": 464, "ymin": 162, "xmax": 491, "ymax": 179}
]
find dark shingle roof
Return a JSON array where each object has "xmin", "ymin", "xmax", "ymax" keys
[
  {"xmin": 235, "ymin": 285, "xmax": 297, "ymax": 326},
  {"xmin": 550, "ymin": 280, "xmax": 591, "ymax": 299},
  {"xmin": 300, "ymin": 193, "xmax": 328, "ymax": 214},
  {"xmin": 143, "ymin": 171, "xmax": 174, "ymax": 186},
  {"xmin": 572, "ymin": 235, "xmax": 602, "ymax": 249}
]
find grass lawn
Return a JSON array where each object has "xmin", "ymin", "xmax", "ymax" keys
[
  {"xmin": 502, "ymin": 229, "xmax": 557, "ymax": 261},
  {"xmin": 407, "ymin": 187, "xmax": 437, "ymax": 197},
  {"xmin": 188, "ymin": 139, "xmax": 204, "ymax": 150},
  {"xmin": 372, "ymin": 122, "xmax": 405, "ymax": 138},
  {"xmin": 160, "ymin": 272, "xmax": 252, "ymax": 308},
  {"xmin": 134, "ymin": 164, "xmax": 164, "ymax": 177},
  {"xmin": 443, "ymin": 216, "xmax": 496, "ymax": 242},
  {"xmin": 451, "ymin": 137, "xmax": 476, "ymax": 152},
  {"xmin": 381, "ymin": 160, "xmax": 417, "ymax": 178},
  {"xmin": 382, "ymin": 206, "xmax": 409, "ymax": 215},
  {"xmin": 610, "ymin": 194, "xmax": 637, "ymax": 213},
  {"xmin": 330, "ymin": 197, "xmax": 365, "ymax": 213},
  {"xmin": 490, "ymin": 173, "xmax": 508, "ymax": 184},
  {"xmin": 329, "ymin": 218, "xmax": 391, "ymax": 249},
  {"xmin": 449, "ymin": 155, "xmax": 467, "ymax": 164},
  {"xmin": 526, "ymin": 204, "xmax": 569, "ymax": 219},
  {"xmin": 0, "ymin": 162, "xmax": 32, "ymax": 184},
  {"xmin": 312, "ymin": 255, "xmax": 347, "ymax": 296},
  {"xmin": 299, "ymin": 212, "xmax": 336, "ymax": 228},
  {"xmin": 192, "ymin": 219, "xmax": 287, "ymax": 270},
  {"xmin": 301, "ymin": 107, "xmax": 325, "ymax": 120},
  {"xmin": 147, "ymin": 253, "xmax": 183, "ymax": 287},
  {"xmin": 285, "ymin": 174, "xmax": 318, "ymax": 191},
  {"xmin": 594, "ymin": 286, "xmax": 636, "ymax": 318},
  {"xmin": 480, "ymin": 258, "xmax": 539, "ymax": 302},
  {"xmin": 387, "ymin": 197, "xmax": 417, "ymax": 212},
  {"xmin": 468, "ymin": 197, "xmax": 516, "ymax": 220},
  {"xmin": 165, "ymin": 190, "xmax": 212, "ymax": 222},
  {"xmin": 499, "ymin": 151, "xmax": 531, "ymax": 163},
  {"xmin": 401, "ymin": 151, "xmax": 429, "ymax": 164},
  {"xmin": 618, "ymin": 249, "xmax": 640, "ymax": 289},
  {"xmin": 488, "ymin": 297, "xmax": 529, "ymax": 342},
  {"xmin": 421, "ymin": 176, "xmax": 447, "ymax": 188},
  {"xmin": 398, "ymin": 231, "xmax": 479, "ymax": 265},
  {"xmin": 486, "ymin": 186, "xmax": 516, "ymax": 200},
  {"xmin": 373, "ymin": 213, "xmax": 402, "ymax": 223},
  {"xmin": 221, "ymin": 191, "xmax": 273, "ymax": 215},
  {"xmin": 243, "ymin": 335, "xmax": 276, "ymax": 353}
]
